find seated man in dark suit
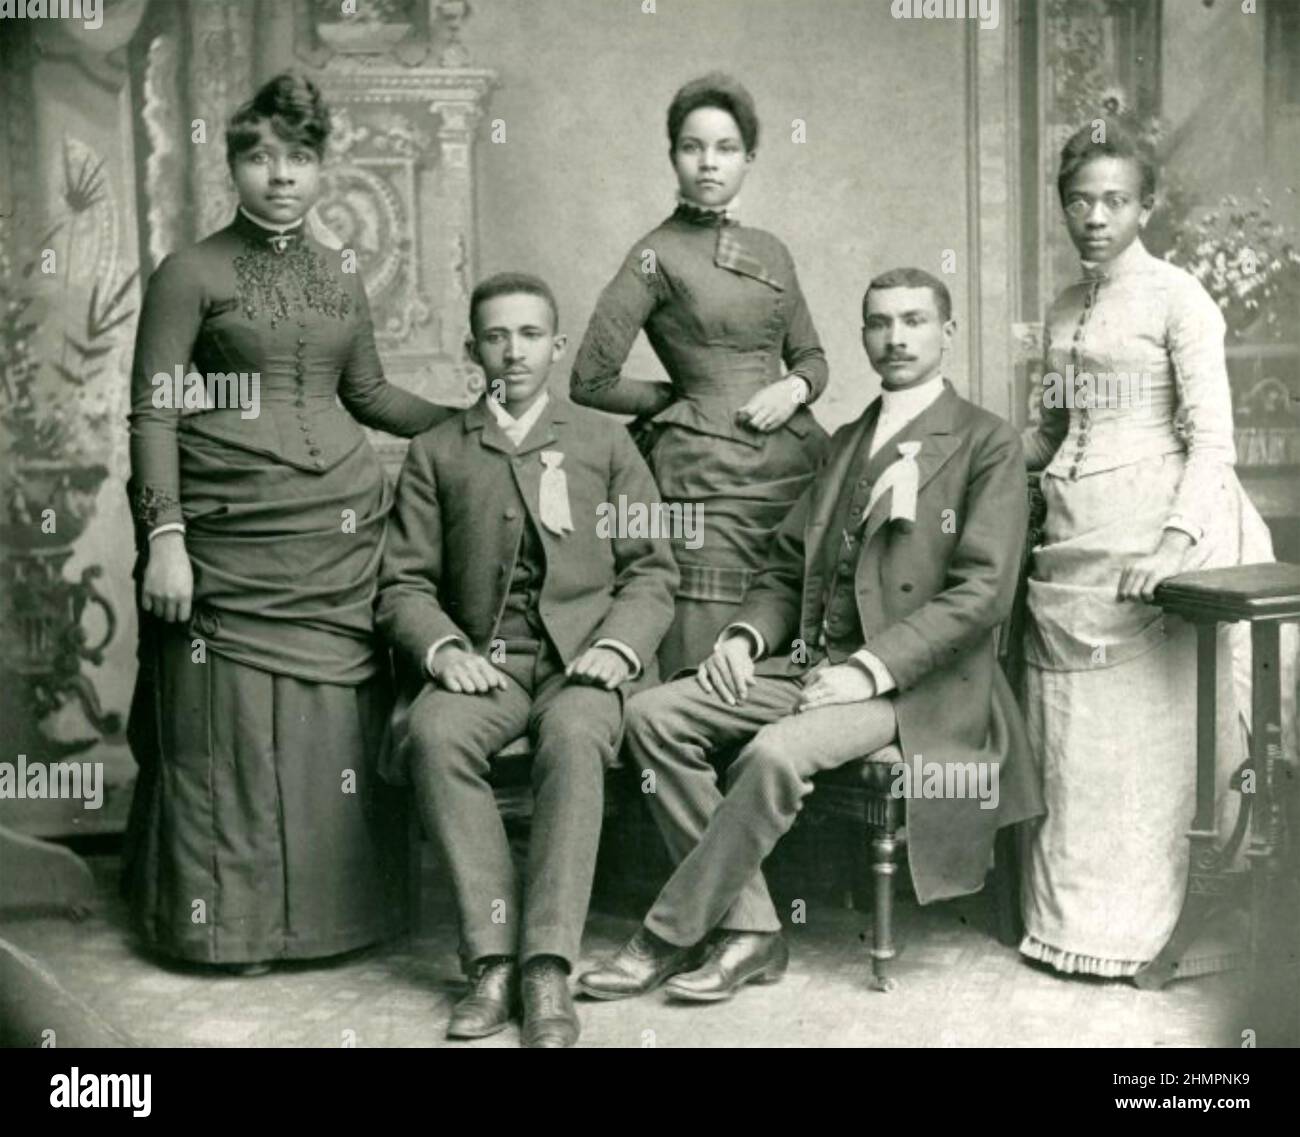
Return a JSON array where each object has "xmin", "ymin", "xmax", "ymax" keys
[
  {"xmin": 376, "ymin": 273, "xmax": 678, "ymax": 1047},
  {"xmin": 580, "ymin": 267, "xmax": 1042, "ymax": 1003}
]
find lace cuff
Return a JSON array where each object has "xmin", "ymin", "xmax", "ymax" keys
[{"xmin": 130, "ymin": 483, "xmax": 182, "ymax": 530}]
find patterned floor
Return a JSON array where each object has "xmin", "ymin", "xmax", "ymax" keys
[{"xmin": 0, "ymin": 851, "xmax": 1250, "ymax": 1048}]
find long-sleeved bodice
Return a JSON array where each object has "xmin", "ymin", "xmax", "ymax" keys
[
  {"xmin": 128, "ymin": 211, "xmax": 448, "ymax": 531},
  {"xmin": 1023, "ymin": 238, "xmax": 1237, "ymax": 539},
  {"xmin": 569, "ymin": 206, "xmax": 828, "ymax": 443}
]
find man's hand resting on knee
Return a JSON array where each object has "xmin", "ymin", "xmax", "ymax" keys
[
  {"xmin": 430, "ymin": 645, "xmax": 509, "ymax": 695},
  {"xmin": 697, "ymin": 633, "xmax": 756, "ymax": 706},
  {"xmin": 798, "ymin": 662, "xmax": 876, "ymax": 711},
  {"xmin": 566, "ymin": 646, "xmax": 632, "ymax": 690}
]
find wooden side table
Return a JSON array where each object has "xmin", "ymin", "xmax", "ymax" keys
[{"xmin": 1134, "ymin": 563, "xmax": 1300, "ymax": 990}]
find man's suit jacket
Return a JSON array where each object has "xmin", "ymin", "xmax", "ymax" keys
[
  {"xmin": 376, "ymin": 394, "xmax": 679, "ymax": 698},
  {"xmin": 743, "ymin": 382, "xmax": 1043, "ymax": 904}
]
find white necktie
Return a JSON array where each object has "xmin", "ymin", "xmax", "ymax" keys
[{"xmin": 538, "ymin": 451, "xmax": 574, "ymax": 536}]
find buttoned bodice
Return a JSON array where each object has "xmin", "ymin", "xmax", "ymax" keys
[
  {"xmin": 128, "ymin": 212, "xmax": 446, "ymax": 531},
  {"xmin": 570, "ymin": 208, "xmax": 828, "ymax": 442},
  {"xmin": 1024, "ymin": 239, "xmax": 1237, "ymax": 539}
]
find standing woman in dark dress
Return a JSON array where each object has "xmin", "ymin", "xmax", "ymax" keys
[
  {"xmin": 570, "ymin": 74, "xmax": 830, "ymax": 676},
  {"xmin": 123, "ymin": 73, "xmax": 449, "ymax": 972}
]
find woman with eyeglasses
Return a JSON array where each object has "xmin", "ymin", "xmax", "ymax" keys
[{"xmin": 1018, "ymin": 120, "xmax": 1277, "ymax": 979}]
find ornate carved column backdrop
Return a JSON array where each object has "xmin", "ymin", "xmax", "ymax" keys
[
  {"xmin": 310, "ymin": 61, "xmax": 495, "ymax": 457},
  {"xmin": 304, "ymin": 0, "xmax": 494, "ymax": 430},
  {"xmin": 130, "ymin": 0, "xmax": 494, "ymax": 463}
]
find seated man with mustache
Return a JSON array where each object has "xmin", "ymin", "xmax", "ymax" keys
[{"xmin": 580, "ymin": 267, "xmax": 1042, "ymax": 1004}]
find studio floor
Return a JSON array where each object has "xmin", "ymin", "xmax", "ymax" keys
[{"xmin": 0, "ymin": 849, "xmax": 1250, "ymax": 1049}]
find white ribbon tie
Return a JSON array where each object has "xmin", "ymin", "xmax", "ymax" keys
[
  {"xmin": 861, "ymin": 441, "xmax": 922, "ymax": 527},
  {"xmin": 538, "ymin": 450, "xmax": 574, "ymax": 536}
]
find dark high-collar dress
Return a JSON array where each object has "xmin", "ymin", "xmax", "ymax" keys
[
  {"xmin": 123, "ymin": 210, "xmax": 450, "ymax": 964},
  {"xmin": 571, "ymin": 202, "xmax": 830, "ymax": 675}
]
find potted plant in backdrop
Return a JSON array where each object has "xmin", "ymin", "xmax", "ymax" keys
[
  {"xmin": 1161, "ymin": 190, "xmax": 1300, "ymax": 471},
  {"xmin": 0, "ymin": 162, "xmax": 135, "ymax": 757}
]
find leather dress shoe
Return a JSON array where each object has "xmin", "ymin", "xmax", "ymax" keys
[
  {"xmin": 577, "ymin": 926, "xmax": 698, "ymax": 1001},
  {"xmin": 521, "ymin": 957, "xmax": 580, "ymax": 1048},
  {"xmin": 664, "ymin": 931, "xmax": 789, "ymax": 1002},
  {"xmin": 447, "ymin": 957, "xmax": 517, "ymax": 1040}
]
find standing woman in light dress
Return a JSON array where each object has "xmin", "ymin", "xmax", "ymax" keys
[
  {"xmin": 570, "ymin": 74, "xmax": 830, "ymax": 677},
  {"xmin": 1019, "ymin": 120, "xmax": 1278, "ymax": 978},
  {"xmin": 123, "ymin": 74, "xmax": 451, "ymax": 973}
]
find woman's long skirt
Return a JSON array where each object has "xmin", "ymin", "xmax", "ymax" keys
[
  {"xmin": 1019, "ymin": 452, "xmax": 1277, "ymax": 976},
  {"xmin": 648, "ymin": 412, "xmax": 828, "ymax": 677},
  {"xmin": 122, "ymin": 435, "xmax": 408, "ymax": 964}
]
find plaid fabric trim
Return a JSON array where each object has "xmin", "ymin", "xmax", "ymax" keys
[
  {"xmin": 677, "ymin": 562, "xmax": 753, "ymax": 603},
  {"xmin": 715, "ymin": 229, "xmax": 785, "ymax": 291}
]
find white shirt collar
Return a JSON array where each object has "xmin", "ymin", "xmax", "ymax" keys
[
  {"xmin": 486, "ymin": 389, "xmax": 550, "ymax": 447},
  {"xmin": 880, "ymin": 371, "xmax": 945, "ymax": 418},
  {"xmin": 238, "ymin": 205, "xmax": 305, "ymax": 236},
  {"xmin": 870, "ymin": 373, "xmax": 945, "ymax": 457}
]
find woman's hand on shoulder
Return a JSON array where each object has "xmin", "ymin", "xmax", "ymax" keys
[
  {"xmin": 142, "ymin": 532, "xmax": 194, "ymax": 624},
  {"xmin": 737, "ymin": 376, "xmax": 808, "ymax": 433},
  {"xmin": 1117, "ymin": 529, "xmax": 1193, "ymax": 603}
]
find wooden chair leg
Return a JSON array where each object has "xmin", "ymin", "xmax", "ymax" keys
[{"xmin": 870, "ymin": 795, "xmax": 901, "ymax": 992}]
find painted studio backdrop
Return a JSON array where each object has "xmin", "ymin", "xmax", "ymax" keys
[{"xmin": 2, "ymin": 0, "xmax": 1299, "ymax": 842}]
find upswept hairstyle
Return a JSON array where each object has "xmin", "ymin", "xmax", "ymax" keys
[
  {"xmin": 1056, "ymin": 118, "xmax": 1157, "ymax": 204},
  {"xmin": 666, "ymin": 73, "xmax": 760, "ymax": 153},
  {"xmin": 469, "ymin": 272, "xmax": 560, "ymax": 337},
  {"xmin": 226, "ymin": 72, "xmax": 331, "ymax": 168},
  {"xmin": 862, "ymin": 267, "xmax": 953, "ymax": 324}
]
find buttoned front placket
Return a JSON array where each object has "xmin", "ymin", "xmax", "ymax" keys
[
  {"xmin": 294, "ymin": 323, "xmax": 324, "ymax": 469},
  {"xmin": 818, "ymin": 469, "xmax": 876, "ymax": 653},
  {"xmin": 1067, "ymin": 279, "xmax": 1102, "ymax": 480}
]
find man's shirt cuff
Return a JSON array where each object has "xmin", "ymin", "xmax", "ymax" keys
[
  {"xmin": 848, "ymin": 648, "xmax": 896, "ymax": 695},
  {"xmin": 425, "ymin": 634, "xmax": 471, "ymax": 679},
  {"xmin": 593, "ymin": 637, "xmax": 642, "ymax": 679},
  {"xmin": 718, "ymin": 622, "xmax": 766, "ymax": 660}
]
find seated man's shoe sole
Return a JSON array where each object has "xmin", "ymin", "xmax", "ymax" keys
[
  {"xmin": 663, "ymin": 957, "xmax": 788, "ymax": 1002},
  {"xmin": 663, "ymin": 932, "xmax": 790, "ymax": 1003},
  {"xmin": 576, "ymin": 960, "xmax": 695, "ymax": 1001},
  {"xmin": 576, "ymin": 930, "xmax": 700, "ymax": 1001},
  {"xmin": 577, "ymin": 977, "xmax": 656, "ymax": 1002}
]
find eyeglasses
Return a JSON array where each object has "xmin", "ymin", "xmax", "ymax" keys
[{"xmin": 1064, "ymin": 194, "xmax": 1135, "ymax": 219}]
